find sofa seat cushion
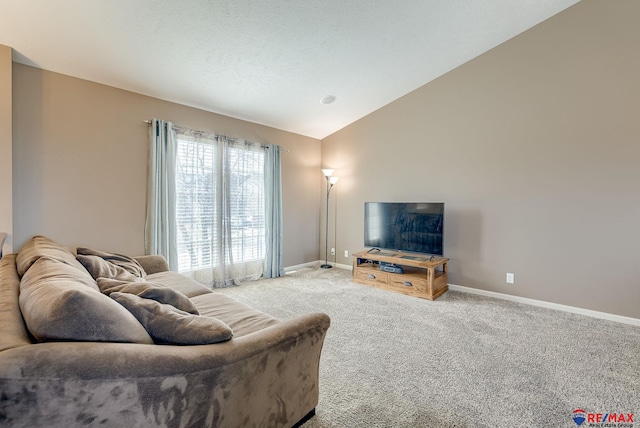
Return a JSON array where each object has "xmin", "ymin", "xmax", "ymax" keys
[
  {"xmin": 111, "ymin": 292, "xmax": 233, "ymax": 345},
  {"xmin": 16, "ymin": 235, "xmax": 94, "ymax": 280},
  {"xmin": 19, "ymin": 257, "xmax": 153, "ymax": 344},
  {"xmin": 145, "ymin": 271, "xmax": 213, "ymax": 298},
  {"xmin": 191, "ymin": 293, "xmax": 280, "ymax": 338},
  {"xmin": 97, "ymin": 278, "xmax": 199, "ymax": 315}
]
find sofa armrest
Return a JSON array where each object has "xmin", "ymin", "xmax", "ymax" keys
[
  {"xmin": 0, "ymin": 312, "xmax": 330, "ymax": 378},
  {"xmin": 0, "ymin": 312, "xmax": 330, "ymax": 427},
  {"xmin": 134, "ymin": 254, "xmax": 170, "ymax": 274}
]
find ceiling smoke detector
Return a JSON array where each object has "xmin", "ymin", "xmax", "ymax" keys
[{"xmin": 320, "ymin": 95, "xmax": 336, "ymax": 105}]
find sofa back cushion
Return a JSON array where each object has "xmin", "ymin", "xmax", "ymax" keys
[
  {"xmin": 16, "ymin": 235, "xmax": 93, "ymax": 282},
  {"xmin": 145, "ymin": 271, "xmax": 213, "ymax": 298},
  {"xmin": 19, "ymin": 257, "xmax": 153, "ymax": 344}
]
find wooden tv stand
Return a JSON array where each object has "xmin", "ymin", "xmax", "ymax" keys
[{"xmin": 352, "ymin": 250, "xmax": 449, "ymax": 300}]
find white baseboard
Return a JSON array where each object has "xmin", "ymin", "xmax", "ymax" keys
[
  {"xmin": 281, "ymin": 263, "xmax": 639, "ymax": 326},
  {"xmin": 333, "ymin": 262, "xmax": 352, "ymax": 270},
  {"xmin": 283, "ymin": 261, "xmax": 321, "ymax": 273},
  {"xmin": 284, "ymin": 260, "xmax": 352, "ymax": 273},
  {"xmin": 448, "ymin": 284, "xmax": 640, "ymax": 327}
]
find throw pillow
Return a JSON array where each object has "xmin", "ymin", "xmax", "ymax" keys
[
  {"xmin": 97, "ymin": 278, "xmax": 199, "ymax": 315},
  {"xmin": 111, "ymin": 292, "xmax": 233, "ymax": 345},
  {"xmin": 19, "ymin": 257, "xmax": 153, "ymax": 344},
  {"xmin": 77, "ymin": 254, "xmax": 141, "ymax": 282},
  {"xmin": 76, "ymin": 247, "xmax": 146, "ymax": 278}
]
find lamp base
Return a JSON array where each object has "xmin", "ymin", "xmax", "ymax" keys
[{"xmin": 320, "ymin": 264, "xmax": 333, "ymax": 269}]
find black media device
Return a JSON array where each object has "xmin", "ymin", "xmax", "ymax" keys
[
  {"xmin": 364, "ymin": 202, "xmax": 444, "ymax": 256},
  {"xmin": 379, "ymin": 262, "xmax": 404, "ymax": 274}
]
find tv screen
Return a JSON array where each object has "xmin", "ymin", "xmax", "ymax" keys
[{"xmin": 364, "ymin": 202, "xmax": 444, "ymax": 256}]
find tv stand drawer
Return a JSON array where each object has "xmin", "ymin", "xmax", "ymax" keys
[
  {"xmin": 355, "ymin": 269, "xmax": 389, "ymax": 287},
  {"xmin": 388, "ymin": 276, "xmax": 428, "ymax": 293}
]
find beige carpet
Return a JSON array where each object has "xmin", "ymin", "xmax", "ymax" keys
[{"xmin": 216, "ymin": 264, "xmax": 640, "ymax": 428}]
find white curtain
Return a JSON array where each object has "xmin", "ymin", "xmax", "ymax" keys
[
  {"xmin": 174, "ymin": 130, "xmax": 265, "ymax": 287},
  {"xmin": 145, "ymin": 119, "xmax": 179, "ymax": 270}
]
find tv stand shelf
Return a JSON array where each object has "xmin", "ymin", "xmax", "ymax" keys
[{"xmin": 352, "ymin": 250, "xmax": 449, "ymax": 300}]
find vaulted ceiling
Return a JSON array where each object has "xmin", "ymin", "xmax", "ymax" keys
[{"xmin": 0, "ymin": 0, "xmax": 580, "ymax": 139}]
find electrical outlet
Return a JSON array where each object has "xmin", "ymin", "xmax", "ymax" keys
[
  {"xmin": 330, "ymin": 248, "xmax": 335, "ymax": 256},
  {"xmin": 344, "ymin": 250, "xmax": 349, "ymax": 257},
  {"xmin": 506, "ymin": 273, "xmax": 515, "ymax": 284}
]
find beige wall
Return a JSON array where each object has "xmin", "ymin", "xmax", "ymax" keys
[
  {"xmin": 0, "ymin": 45, "xmax": 11, "ymax": 255},
  {"xmin": 12, "ymin": 64, "xmax": 321, "ymax": 265},
  {"xmin": 321, "ymin": 0, "xmax": 640, "ymax": 318}
]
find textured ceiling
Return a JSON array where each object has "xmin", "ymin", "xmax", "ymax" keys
[{"xmin": 0, "ymin": 0, "xmax": 580, "ymax": 139}]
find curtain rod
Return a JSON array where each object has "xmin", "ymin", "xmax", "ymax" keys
[{"xmin": 143, "ymin": 120, "xmax": 288, "ymax": 152}]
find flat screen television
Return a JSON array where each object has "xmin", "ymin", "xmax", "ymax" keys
[{"xmin": 364, "ymin": 202, "xmax": 444, "ymax": 256}]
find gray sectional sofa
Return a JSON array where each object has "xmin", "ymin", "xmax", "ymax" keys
[{"xmin": 0, "ymin": 236, "xmax": 330, "ymax": 427}]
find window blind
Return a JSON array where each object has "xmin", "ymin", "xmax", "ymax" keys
[{"xmin": 175, "ymin": 134, "xmax": 265, "ymax": 273}]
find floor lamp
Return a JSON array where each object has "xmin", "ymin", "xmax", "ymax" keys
[{"xmin": 321, "ymin": 169, "xmax": 339, "ymax": 269}]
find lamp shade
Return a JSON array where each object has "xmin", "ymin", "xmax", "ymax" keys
[
  {"xmin": 329, "ymin": 176, "xmax": 339, "ymax": 185},
  {"xmin": 321, "ymin": 169, "xmax": 334, "ymax": 177}
]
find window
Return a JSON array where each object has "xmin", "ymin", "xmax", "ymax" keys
[{"xmin": 174, "ymin": 133, "xmax": 265, "ymax": 274}]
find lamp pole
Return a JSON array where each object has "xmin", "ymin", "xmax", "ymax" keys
[{"xmin": 321, "ymin": 169, "xmax": 338, "ymax": 269}]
